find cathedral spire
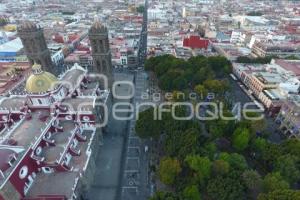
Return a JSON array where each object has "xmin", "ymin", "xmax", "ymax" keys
[
  {"xmin": 17, "ymin": 21, "xmax": 55, "ymax": 74},
  {"xmin": 88, "ymin": 20, "xmax": 113, "ymax": 89}
]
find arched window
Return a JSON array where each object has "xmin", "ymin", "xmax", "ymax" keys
[
  {"xmin": 94, "ymin": 44, "xmax": 98, "ymax": 53},
  {"xmin": 100, "ymin": 40, "xmax": 104, "ymax": 53},
  {"xmin": 102, "ymin": 60, "xmax": 107, "ymax": 73},
  {"xmin": 96, "ymin": 60, "xmax": 101, "ymax": 68}
]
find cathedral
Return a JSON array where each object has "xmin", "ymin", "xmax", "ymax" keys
[{"xmin": 0, "ymin": 20, "xmax": 113, "ymax": 200}]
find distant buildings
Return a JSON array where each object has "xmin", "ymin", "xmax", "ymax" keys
[
  {"xmin": 0, "ymin": 62, "xmax": 30, "ymax": 94},
  {"xmin": 183, "ymin": 36, "xmax": 210, "ymax": 50},
  {"xmin": 252, "ymin": 41, "xmax": 300, "ymax": 58},
  {"xmin": 233, "ymin": 59, "xmax": 300, "ymax": 116},
  {"xmin": 277, "ymin": 100, "xmax": 300, "ymax": 139}
]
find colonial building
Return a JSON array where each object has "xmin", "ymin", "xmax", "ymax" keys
[
  {"xmin": 276, "ymin": 100, "xmax": 300, "ymax": 139},
  {"xmin": 0, "ymin": 62, "xmax": 109, "ymax": 200},
  {"xmin": 17, "ymin": 21, "xmax": 54, "ymax": 74},
  {"xmin": 88, "ymin": 20, "xmax": 113, "ymax": 88}
]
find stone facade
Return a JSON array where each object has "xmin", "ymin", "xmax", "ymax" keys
[
  {"xmin": 17, "ymin": 21, "xmax": 54, "ymax": 74},
  {"xmin": 88, "ymin": 21, "xmax": 113, "ymax": 89}
]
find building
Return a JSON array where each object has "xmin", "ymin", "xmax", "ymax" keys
[
  {"xmin": 17, "ymin": 21, "xmax": 54, "ymax": 74},
  {"xmin": 64, "ymin": 51, "xmax": 93, "ymax": 68},
  {"xmin": 0, "ymin": 38, "xmax": 24, "ymax": 62},
  {"xmin": 276, "ymin": 100, "xmax": 300, "ymax": 139},
  {"xmin": 88, "ymin": 20, "xmax": 113, "ymax": 88},
  {"xmin": 0, "ymin": 62, "xmax": 31, "ymax": 94},
  {"xmin": 232, "ymin": 61, "xmax": 300, "ymax": 115},
  {"xmin": 0, "ymin": 62, "xmax": 110, "ymax": 200},
  {"xmin": 183, "ymin": 35, "xmax": 210, "ymax": 50},
  {"xmin": 252, "ymin": 41, "xmax": 300, "ymax": 58}
]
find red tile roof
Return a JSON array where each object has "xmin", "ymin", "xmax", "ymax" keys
[{"xmin": 275, "ymin": 59, "xmax": 300, "ymax": 76}]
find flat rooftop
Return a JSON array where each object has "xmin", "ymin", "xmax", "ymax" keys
[
  {"xmin": 26, "ymin": 172, "xmax": 78, "ymax": 199},
  {"xmin": 8, "ymin": 110, "xmax": 51, "ymax": 147}
]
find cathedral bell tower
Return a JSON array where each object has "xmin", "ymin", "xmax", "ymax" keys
[
  {"xmin": 17, "ymin": 21, "xmax": 55, "ymax": 74},
  {"xmin": 88, "ymin": 19, "xmax": 113, "ymax": 90}
]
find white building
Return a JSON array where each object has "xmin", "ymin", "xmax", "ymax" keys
[
  {"xmin": 148, "ymin": 8, "xmax": 166, "ymax": 20},
  {"xmin": 230, "ymin": 30, "xmax": 247, "ymax": 45},
  {"xmin": 51, "ymin": 50, "xmax": 64, "ymax": 66}
]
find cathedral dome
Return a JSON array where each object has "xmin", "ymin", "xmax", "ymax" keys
[{"xmin": 25, "ymin": 63, "xmax": 58, "ymax": 93}]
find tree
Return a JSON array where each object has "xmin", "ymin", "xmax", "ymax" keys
[
  {"xmin": 232, "ymin": 127, "xmax": 250, "ymax": 151},
  {"xmin": 164, "ymin": 128, "xmax": 200, "ymax": 159},
  {"xmin": 201, "ymin": 142, "xmax": 217, "ymax": 160},
  {"xmin": 258, "ymin": 189, "xmax": 300, "ymax": 200},
  {"xmin": 242, "ymin": 170, "xmax": 262, "ymax": 198},
  {"xmin": 185, "ymin": 155, "xmax": 212, "ymax": 181},
  {"xmin": 213, "ymin": 160, "xmax": 230, "ymax": 175},
  {"xmin": 207, "ymin": 117, "xmax": 236, "ymax": 139},
  {"xmin": 0, "ymin": 18, "xmax": 8, "ymax": 26},
  {"xmin": 281, "ymin": 139, "xmax": 300, "ymax": 157},
  {"xmin": 173, "ymin": 76, "xmax": 188, "ymax": 90},
  {"xmin": 247, "ymin": 11, "xmax": 263, "ymax": 16},
  {"xmin": 182, "ymin": 185, "xmax": 201, "ymax": 200},
  {"xmin": 209, "ymin": 126, "xmax": 222, "ymax": 139},
  {"xmin": 244, "ymin": 112, "xmax": 267, "ymax": 134},
  {"xmin": 150, "ymin": 191, "xmax": 179, "ymax": 200},
  {"xmin": 229, "ymin": 153, "xmax": 248, "ymax": 170},
  {"xmin": 285, "ymin": 55, "xmax": 300, "ymax": 60},
  {"xmin": 203, "ymin": 79, "xmax": 227, "ymax": 95},
  {"xmin": 207, "ymin": 171, "xmax": 246, "ymax": 200},
  {"xmin": 219, "ymin": 152, "xmax": 248, "ymax": 170},
  {"xmin": 194, "ymin": 84, "xmax": 207, "ymax": 99},
  {"xmin": 193, "ymin": 66, "xmax": 215, "ymax": 85},
  {"xmin": 263, "ymin": 172, "xmax": 289, "ymax": 193},
  {"xmin": 261, "ymin": 143, "xmax": 283, "ymax": 167},
  {"xmin": 252, "ymin": 138, "xmax": 268, "ymax": 153},
  {"xmin": 188, "ymin": 55, "xmax": 207, "ymax": 69},
  {"xmin": 136, "ymin": 5, "xmax": 145, "ymax": 13},
  {"xmin": 274, "ymin": 154, "xmax": 300, "ymax": 184},
  {"xmin": 158, "ymin": 157, "xmax": 181, "ymax": 185},
  {"xmin": 135, "ymin": 107, "xmax": 162, "ymax": 139},
  {"xmin": 236, "ymin": 56, "xmax": 273, "ymax": 64},
  {"xmin": 207, "ymin": 56, "xmax": 231, "ymax": 76}
]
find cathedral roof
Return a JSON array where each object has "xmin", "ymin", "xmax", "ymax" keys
[
  {"xmin": 0, "ymin": 149, "xmax": 16, "ymax": 173},
  {"xmin": 25, "ymin": 63, "xmax": 58, "ymax": 93}
]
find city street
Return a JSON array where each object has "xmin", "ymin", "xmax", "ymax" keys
[
  {"xmin": 87, "ymin": 72, "xmax": 134, "ymax": 200},
  {"xmin": 121, "ymin": 70, "xmax": 152, "ymax": 200}
]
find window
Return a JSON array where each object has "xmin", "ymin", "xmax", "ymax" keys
[
  {"xmin": 100, "ymin": 40, "xmax": 104, "ymax": 52},
  {"xmin": 42, "ymin": 167, "xmax": 52, "ymax": 174},
  {"xmin": 19, "ymin": 166, "xmax": 28, "ymax": 179},
  {"xmin": 37, "ymin": 99, "xmax": 42, "ymax": 104},
  {"xmin": 102, "ymin": 60, "xmax": 107, "ymax": 71},
  {"xmin": 8, "ymin": 154, "xmax": 16, "ymax": 166},
  {"xmin": 96, "ymin": 61, "xmax": 101, "ymax": 69},
  {"xmin": 72, "ymin": 139, "xmax": 78, "ymax": 148},
  {"xmin": 35, "ymin": 146, "xmax": 42, "ymax": 155}
]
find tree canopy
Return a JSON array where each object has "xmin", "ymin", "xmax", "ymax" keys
[
  {"xmin": 232, "ymin": 127, "xmax": 250, "ymax": 151},
  {"xmin": 158, "ymin": 157, "xmax": 182, "ymax": 185},
  {"xmin": 145, "ymin": 55, "xmax": 231, "ymax": 91}
]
